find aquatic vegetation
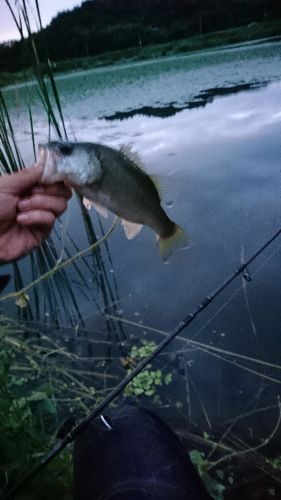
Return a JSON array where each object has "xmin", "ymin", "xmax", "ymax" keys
[
  {"xmin": 189, "ymin": 450, "xmax": 226, "ymax": 500},
  {"xmin": 0, "ymin": 317, "xmax": 71, "ymax": 497},
  {"xmin": 0, "ymin": 4, "xmax": 122, "ymax": 331},
  {"xmin": 0, "ymin": 90, "xmax": 85, "ymax": 325},
  {"xmin": 0, "ymin": 314, "xmax": 123, "ymax": 497},
  {"xmin": 122, "ymin": 340, "xmax": 173, "ymax": 398},
  {"xmin": 266, "ymin": 455, "xmax": 281, "ymax": 471},
  {"xmin": 125, "ymin": 366, "xmax": 172, "ymax": 398}
]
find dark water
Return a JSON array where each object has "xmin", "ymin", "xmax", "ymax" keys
[{"xmin": 2, "ymin": 40, "xmax": 281, "ymax": 441}]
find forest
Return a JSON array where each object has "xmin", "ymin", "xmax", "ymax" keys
[{"xmin": 1, "ymin": 0, "xmax": 281, "ymax": 73}]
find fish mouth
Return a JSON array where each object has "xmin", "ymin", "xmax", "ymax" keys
[
  {"xmin": 36, "ymin": 143, "xmax": 61, "ymax": 183},
  {"xmin": 36, "ymin": 144, "xmax": 47, "ymax": 167}
]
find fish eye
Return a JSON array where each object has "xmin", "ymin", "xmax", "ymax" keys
[{"xmin": 59, "ymin": 143, "xmax": 74, "ymax": 156}]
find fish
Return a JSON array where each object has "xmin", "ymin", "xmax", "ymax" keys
[
  {"xmin": 37, "ymin": 141, "xmax": 188, "ymax": 260},
  {"xmin": 0, "ymin": 274, "xmax": 11, "ymax": 294}
]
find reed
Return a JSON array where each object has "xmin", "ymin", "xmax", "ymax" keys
[
  {"xmin": 1, "ymin": 1, "xmax": 122, "ymax": 331},
  {"xmin": 0, "ymin": 6, "xmax": 126, "ymax": 492}
]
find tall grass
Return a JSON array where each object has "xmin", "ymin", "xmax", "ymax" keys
[
  {"xmin": 1, "ymin": 0, "xmax": 123, "ymax": 334},
  {"xmin": 0, "ymin": 94, "xmax": 85, "ymax": 326},
  {"xmin": 0, "ymin": 3, "xmax": 126, "ymax": 495}
]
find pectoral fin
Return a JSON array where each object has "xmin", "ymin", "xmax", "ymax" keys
[
  {"xmin": 121, "ymin": 219, "xmax": 143, "ymax": 240},
  {"xmin": 83, "ymin": 197, "xmax": 94, "ymax": 210},
  {"xmin": 83, "ymin": 197, "xmax": 108, "ymax": 218}
]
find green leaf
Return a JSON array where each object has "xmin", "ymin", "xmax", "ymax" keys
[
  {"xmin": 27, "ymin": 391, "xmax": 47, "ymax": 402},
  {"xmin": 216, "ymin": 469, "xmax": 224, "ymax": 480},
  {"xmin": 164, "ymin": 373, "xmax": 172, "ymax": 385},
  {"xmin": 145, "ymin": 389, "xmax": 155, "ymax": 396},
  {"xmin": 134, "ymin": 387, "xmax": 144, "ymax": 395},
  {"xmin": 189, "ymin": 449, "xmax": 205, "ymax": 467},
  {"xmin": 41, "ymin": 398, "xmax": 57, "ymax": 414},
  {"xmin": 202, "ymin": 472, "xmax": 225, "ymax": 500}
]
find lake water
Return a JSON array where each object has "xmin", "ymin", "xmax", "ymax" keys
[{"xmin": 2, "ymin": 40, "xmax": 281, "ymax": 440}]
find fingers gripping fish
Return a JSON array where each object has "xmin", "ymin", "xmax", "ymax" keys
[{"xmin": 37, "ymin": 141, "xmax": 188, "ymax": 260}]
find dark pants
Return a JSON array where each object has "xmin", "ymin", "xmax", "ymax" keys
[{"xmin": 73, "ymin": 405, "xmax": 212, "ymax": 500}]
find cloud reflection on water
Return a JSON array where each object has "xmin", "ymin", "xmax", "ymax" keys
[
  {"xmin": 2, "ymin": 61, "xmax": 281, "ymax": 427},
  {"xmin": 68, "ymin": 81, "xmax": 281, "ymax": 329},
  {"xmin": 74, "ymin": 81, "xmax": 281, "ymax": 175}
]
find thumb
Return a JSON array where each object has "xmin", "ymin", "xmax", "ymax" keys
[{"xmin": 0, "ymin": 165, "xmax": 44, "ymax": 194}]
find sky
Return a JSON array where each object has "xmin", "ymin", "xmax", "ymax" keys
[{"xmin": 0, "ymin": 0, "xmax": 82, "ymax": 43}]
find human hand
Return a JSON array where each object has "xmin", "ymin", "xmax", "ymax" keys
[{"xmin": 0, "ymin": 165, "xmax": 72, "ymax": 263}]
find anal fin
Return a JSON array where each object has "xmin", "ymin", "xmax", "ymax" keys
[{"xmin": 121, "ymin": 219, "xmax": 143, "ymax": 240}]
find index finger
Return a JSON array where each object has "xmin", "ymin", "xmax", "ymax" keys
[
  {"xmin": 0, "ymin": 165, "xmax": 44, "ymax": 194},
  {"xmin": 32, "ymin": 182, "xmax": 73, "ymax": 199}
]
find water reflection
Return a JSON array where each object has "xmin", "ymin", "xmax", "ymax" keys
[
  {"xmin": 2, "ymin": 40, "xmax": 281, "ymax": 150},
  {"xmin": 69, "ymin": 81, "xmax": 281, "ymax": 432},
  {"xmin": 104, "ymin": 81, "xmax": 268, "ymax": 120},
  {"xmin": 1, "ymin": 45, "xmax": 281, "ymax": 442}
]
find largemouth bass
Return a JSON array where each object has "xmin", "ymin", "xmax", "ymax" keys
[{"xmin": 37, "ymin": 141, "xmax": 188, "ymax": 260}]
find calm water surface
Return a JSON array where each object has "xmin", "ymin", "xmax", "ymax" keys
[{"xmin": 2, "ymin": 40, "xmax": 281, "ymax": 434}]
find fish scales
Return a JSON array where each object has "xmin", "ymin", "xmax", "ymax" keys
[{"xmin": 80, "ymin": 144, "xmax": 174, "ymax": 238}]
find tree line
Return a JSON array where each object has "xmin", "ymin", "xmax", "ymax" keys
[{"xmin": 1, "ymin": 0, "xmax": 280, "ymax": 73}]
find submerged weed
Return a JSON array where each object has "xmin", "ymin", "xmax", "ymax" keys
[{"xmin": 123, "ymin": 340, "xmax": 173, "ymax": 398}]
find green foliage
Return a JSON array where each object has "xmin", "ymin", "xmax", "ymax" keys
[
  {"xmin": 266, "ymin": 455, "xmax": 281, "ymax": 470},
  {"xmin": 1, "ymin": 0, "xmax": 281, "ymax": 76},
  {"xmin": 0, "ymin": 316, "xmax": 105, "ymax": 497},
  {"xmin": 0, "ymin": 330, "xmax": 73, "ymax": 498},
  {"xmin": 0, "ymin": 14, "xmax": 125, "ymax": 497},
  {"xmin": 125, "ymin": 366, "xmax": 172, "ymax": 397},
  {"xmin": 189, "ymin": 449, "xmax": 226, "ymax": 500},
  {"xmin": 124, "ymin": 340, "xmax": 173, "ymax": 398},
  {"xmin": 0, "ymin": 54, "xmax": 116, "ymax": 328},
  {"xmin": 129, "ymin": 340, "xmax": 157, "ymax": 359},
  {"xmin": 2, "ymin": 18, "xmax": 281, "ymax": 88}
]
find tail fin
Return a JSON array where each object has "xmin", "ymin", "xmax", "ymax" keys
[{"xmin": 158, "ymin": 225, "xmax": 189, "ymax": 262}]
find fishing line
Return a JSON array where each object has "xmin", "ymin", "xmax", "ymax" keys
[
  {"xmin": 0, "ymin": 216, "xmax": 118, "ymax": 304},
  {"xmin": 189, "ymin": 239, "xmax": 281, "ymax": 343},
  {"xmin": 2, "ymin": 227, "xmax": 281, "ymax": 500},
  {"xmin": 55, "ymin": 208, "xmax": 70, "ymax": 265}
]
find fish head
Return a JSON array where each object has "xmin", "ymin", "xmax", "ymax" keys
[{"xmin": 38, "ymin": 141, "xmax": 102, "ymax": 186}]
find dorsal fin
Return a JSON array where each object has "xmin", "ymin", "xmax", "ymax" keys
[
  {"xmin": 119, "ymin": 144, "xmax": 147, "ymax": 172},
  {"xmin": 150, "ymin": 174, "xmax": 178, "ymax": 206},
  {"xmin": 119, "ymin": 144, "xmax": 177, "ymax": 205}
]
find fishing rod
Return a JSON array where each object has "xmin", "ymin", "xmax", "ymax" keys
[{"xmin": 3, "ymin": 227, "xmax": 281, "ymax": 500}]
